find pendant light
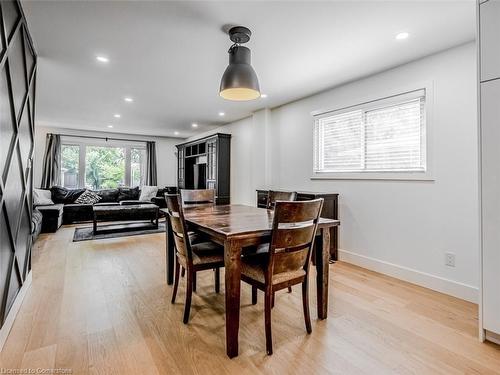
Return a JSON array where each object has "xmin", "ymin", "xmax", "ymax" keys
[{"xmin": 219, "ymin": 26, "xmax": 260, "ymax": 101}]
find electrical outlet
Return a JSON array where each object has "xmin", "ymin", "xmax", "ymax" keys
[{"xmin": 445, "ymin": 252, "xmax": 456, "ymax": 267}]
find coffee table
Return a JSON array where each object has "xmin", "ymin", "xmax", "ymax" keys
[{"xmin": 92, "ymin": 204, "xmax": 159, "ymax": 235}]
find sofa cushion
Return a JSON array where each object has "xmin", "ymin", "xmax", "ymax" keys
[
  {"xmin": 118, "ymin": 187, "xmax": 140, "ymax": 201},
  {"xmin": 96, "ymin": 188, "xmax": 119, "ymax": 203},
  {"xmin": 36, "ymin": 204, "xmax": 64, "ymax": 218},
  {"xmin": 50, "ymin": 186, "xmax": 85, "ymax": 204},
  {"xmin": 75, "ymin": 190, "xmax": 102, "ymax": 204},
  {"xmin": 139, "ymin": 186, "xmax": 158, "ymax": 201},
  {"xmin": 33, "ymin": 188, "xmax": 54, "ymax": 206},
  {"xmin": 63, "ymin": 203, "xmax": 93, "ymax": 224}
]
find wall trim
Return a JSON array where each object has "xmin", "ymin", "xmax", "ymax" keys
[
  {"xmin": 0, "ymin": 271, "xmax": 32, "ymax": 351},
  {"xmin": 338, "ymin": 249, "xmax": 478, "ymax": 303}
]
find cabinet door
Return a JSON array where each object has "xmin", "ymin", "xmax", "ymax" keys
[
  {"xmin": 177, "ymin": 148, "xmax": 185, "ymax": 188},
  {"xmin": 480, "ymin": 0, "xmax": 500, "ymax": 81},
  {"xmin": 481, "ymin": 79, "xmax": 500, "ymax": 334}
]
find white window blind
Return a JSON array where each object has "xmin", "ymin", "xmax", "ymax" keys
[{"xmin": 313, "ymin": 90, "xmax": 426, "ymax": 173}]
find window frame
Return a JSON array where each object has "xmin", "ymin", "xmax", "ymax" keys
[
  {"xmin": 311, "ymin": 83, "xmax": 434, "ymax": 181},
  {"xmin": 60, "ymin": 137, "xmax": 147, "ymax": 189}
]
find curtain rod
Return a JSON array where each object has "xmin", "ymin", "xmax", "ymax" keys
[{"xmin": 55, "ymin": 133, "xmax": 151, "ymax": 144}]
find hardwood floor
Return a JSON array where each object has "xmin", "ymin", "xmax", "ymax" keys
[{"xmin": 1, "ymin": 224, "xmax": 499, "ymax": 374}]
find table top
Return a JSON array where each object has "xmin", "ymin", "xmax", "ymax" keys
[
  {"xmin": 94, "ymin": 203, "xmax": 158, "ymax": 212},
  {"xmin": 161, "ymin": 204, "xmax": 339, "ymax": 239}
]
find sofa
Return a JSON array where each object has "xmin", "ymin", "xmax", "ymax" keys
[{"xmin": 35, "ymin": 186, "xmax": 177, "ymax": 233}]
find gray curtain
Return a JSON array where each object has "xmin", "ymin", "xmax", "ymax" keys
[
  {"xmin": 145, "ymin": 141, "xmax": 157, "ymax": 186},
  {"xmin": 40, "ymin": 133, "xmax": 61, "ymax": 189}
]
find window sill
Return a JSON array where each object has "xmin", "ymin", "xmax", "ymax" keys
[{"xmin": 310, "ymin": 172, "xmax": 434, "ymax": 181}]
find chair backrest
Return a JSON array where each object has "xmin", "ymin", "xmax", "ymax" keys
[
  {"xmin": 180, "ymin": 189, "xmax": 216, "ymax": 207},
  {"xmin": 266, "ymin": 199, "xmax": 323, "ymax": 282},
  {"xmin": 165, "ymin": 194, "xmax": 193, "ymax": 263},
  {"xmin": 267, "ymin": 190, "xmax": 297, "ymax": 210}
]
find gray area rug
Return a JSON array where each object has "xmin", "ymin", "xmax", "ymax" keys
[{"xmin": 73, "ymin": 222, "xmax": 165, "ymax": 242}]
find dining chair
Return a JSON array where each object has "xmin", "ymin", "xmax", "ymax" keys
[
  {"xmin": 266, "ymin": 190, "xmax": 297, "ymax": 209},
  {"xmin": 180, "ymin": 189, "xmax": 216, "ymax": 207},
  {"xmin": 265, "ymin": 190, "xmax": 297, "ymax": 293},
  {"xmin": 241, "ymin": 198, "xmax": 323, "ymax": 355},
  {"xmin": 165, "ymin": 194, "xmax": 224, "ymax": 324}
]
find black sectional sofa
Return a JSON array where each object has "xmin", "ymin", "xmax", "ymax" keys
[{"xmin": 36, "ymin": 186, "xmax": 177, "ymax": 233}]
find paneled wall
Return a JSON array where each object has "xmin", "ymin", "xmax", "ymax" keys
[{"xmin": 0, "ymin": 0, "xmax": 36, "ymax": 327}]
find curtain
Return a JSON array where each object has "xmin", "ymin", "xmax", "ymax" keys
[
  {"xmin": 145, "ymin": 141, "xmax": 157, "ymax": 186},
  {"xmin": 40, "ymin": 133, "xmax": 61, "ymax": 189}
]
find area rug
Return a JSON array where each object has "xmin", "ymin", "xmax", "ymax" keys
[{"xmin": 73, "ymin": 222, "xmax": 165, "ymax": 242}]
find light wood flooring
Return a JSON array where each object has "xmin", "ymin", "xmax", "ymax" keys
[{"xmin": 0, "ymin": 224, "xmax": 499, "ymax": 374}]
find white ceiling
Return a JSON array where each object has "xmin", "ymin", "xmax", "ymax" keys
[{"xmin": 23, "ymin": 0, "xmax": 475, "ymax": 138}]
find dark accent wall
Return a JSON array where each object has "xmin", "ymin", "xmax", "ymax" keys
[{"xmin": 0, "ymin": 0, "xmax": 36, "ymax": 327}]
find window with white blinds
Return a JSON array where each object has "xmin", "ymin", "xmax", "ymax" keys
[{"xmin": 313, "ymin": 90, "xmax": 426, "ymax": 173}]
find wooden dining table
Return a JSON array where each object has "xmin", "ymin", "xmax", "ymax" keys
[{"xmin": 162, "ymin": 204, "xmax": 340, "ymax": 358}]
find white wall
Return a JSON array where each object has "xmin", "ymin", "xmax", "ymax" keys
[
  {"xmin": 191, "ymin": 43, "xmax": 479, "ymax": 302},
  {"xmin": 34, "ymin": 126, "xmax": 179, "ymax": 188}
]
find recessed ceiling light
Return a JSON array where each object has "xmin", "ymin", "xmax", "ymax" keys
[
  {"xmin": 218, "ymin": 112, "xmax": 225, "ymax": 116},
  {"xmin": 124, "ymin": 97, "xmax": 133, "ymax": 102},
  {"xmin": 395, "ymin": 32, "xmax": 409, "ymax": 40},
  {"xmin": 113, "ymin": 114, "xmax": 121, "ymax": 118},
  {"xmin": 174, "ymin": 131, "xmax": 179, "ymax": 135},
  {"xmin": 192, "ymin": 123, "xmax": 198, "ymax": 128},
  {"xmin": 96, "ymin": 55, "xmax": 109, "ymax": 63},
  {"xmin": 107, "ymin": 125, "xmax": 113, "ymax": 128},
  {"xmin": 260, "ymin": 94, "xmax": 268, "ymax": 98}
]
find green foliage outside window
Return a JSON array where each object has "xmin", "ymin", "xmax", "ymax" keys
[{"xmin": 85, "ymin": 146, "xmax": 125, "ymax": 189}]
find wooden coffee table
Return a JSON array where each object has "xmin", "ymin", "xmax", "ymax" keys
[{"xmin": 93, "ymin": 204, "xmax": 159, "ymax": 234}]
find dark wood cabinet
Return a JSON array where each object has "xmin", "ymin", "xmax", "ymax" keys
[
  {"xmin": 177, "ymin": 133, "xmax": 231, "ymax": 204},
  {"xmin": 256, "ymin": 190, "xmax": 339, "ymax": 260}
]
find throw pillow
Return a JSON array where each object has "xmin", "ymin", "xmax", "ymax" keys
[
  {"xmin": 75, "ymin": 190, "xmax": 102, "ymax": 205},
  {"xmin": 118, "ymin": 186, "xmax": 140, "ymax": 201},
  {"xmin": 33, "ymin": 189, "xmax": 54, "ymax": 206},
  {"xmin": 139, "ymin": 185, "xmax": 158, "ymax": 202}
]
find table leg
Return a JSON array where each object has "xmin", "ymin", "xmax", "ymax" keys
[
  {"xmin": 315, "ymin": 227, "xmax": 330, "ymax": 319},
  {"xmin": 166, "ymin": 218, "xmax": 174, "ymax": 285},
  {"xmin": 224, "ymin": 238, "xmax": 242, "ymax": 358}
]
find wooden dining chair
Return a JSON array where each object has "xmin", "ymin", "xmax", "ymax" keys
[
  {"xmin": 180, "ymin": 189, "xmax": 216, "ymax": 207},
  {"xmin": 165, "ymin": 194, "xmax": 224, "ymax": 324},
  {"xmin": 241, "ymin": 198, "xmax": 323, "ymax": 355},
  {"xmin": 266, "ymin": 190, "xmax": 297, "ymax": 210}
]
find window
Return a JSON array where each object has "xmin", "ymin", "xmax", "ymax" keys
[
  {"xmin": 313, "ymin": 89, "xmax": 426, "ymax": 176},
  {"xmin": 60, "ymin": 138, "xmax": 147, "ymax": 189}
]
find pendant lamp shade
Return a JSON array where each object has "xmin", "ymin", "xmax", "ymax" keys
[{"xmin": 219, "ymin": 27, "xmax": 260, "ymax": 101}]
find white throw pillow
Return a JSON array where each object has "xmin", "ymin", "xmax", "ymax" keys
[
  {"xmin": 75, "ymin": 190, "xmax": 102, "ymax": 205},
  {"xmin": 139, "ymin": 185, "xmax": 158, "ymax": 201},
  {"xmin": 33, "ymin": 189, "xmax": 53, "ymax": 206}
]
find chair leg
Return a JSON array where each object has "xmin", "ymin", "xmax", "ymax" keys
[
  {"xmin": 193, "ymin": 272, "xmax": 197, "ymax": 292},
  {"xmin": 302, "ymin": 281, "xmax": 312, "ymax": 334},
  {"xmin": 171, "ymin": 258, "xmax": 180, "ymax": 304},
  {"xmin": 271, "ymin": 291, "xmax": 275, "ymax": 308},
  {"xmin": 264, "ymin": 289, "xmax": 273, "ymax": 355},
  {"xmin": 215, "ymin": 268, "xmax": 220, "ymax": 293},
  {"xmin": 181, "ymin": 267, "xmax": 185, "ymax": 277},
  {"xmin": 288, "ymin": 286, "xmax": 292, "ymax": 293},
  {"xmin": 252, "ymin": 286, "xmax": 257, "ymax": 305},
  {"xmin": 183, "ymin": 270, "xmax": 193, "ymax": 324}
]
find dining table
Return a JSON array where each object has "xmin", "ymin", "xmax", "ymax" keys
[{"xmin": 162, "ymin": 204, "xmax": 340, "ymax": 358}]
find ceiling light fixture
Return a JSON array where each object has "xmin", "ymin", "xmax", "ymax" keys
[
  {"xmin": 113, "ymin": 114, "xmax": 121, "ymax": 118},
  {"xmin": 124, "ymin": 97, "xmax": 133, "ymax": 102},
  {"xmin": 96, "ymin": 55, "xmax": 109, "ymax": 63},
  {"xmin": 192, "ymin": 123, "xmax": 198, "ymax": 128},
  {"xmin": 260, "ymin": 94, "xmax": 268, "ymax": 98},
  {"xmin": 218, "ymin": 112, "xmax": 225, "ymax": 116},
  {"xmin": 107, "ymin": 125, "xmax": 113, "ymax": 128},
  {"xmin": 219, "ymin": 26, "xmax": 260, "ymax": 101},
  {"xmin": 174, "ymin": 131, "xmax": 179, "ymax": 135},
  {"xmin": 395, "ymin": 32, "xmax": 409, "ymax": 40}
]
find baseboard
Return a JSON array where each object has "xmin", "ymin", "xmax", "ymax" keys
[
  {"xmin": 338, "ymin": 249, "xmax": 478, "ymax": 303},
  {"xmin": 0, "ymin": 271, "xmax": 32, "ymax": 351},
  {"xmin": 485, "ymin": 331, "xmax": 500, "ymax": 345}
]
